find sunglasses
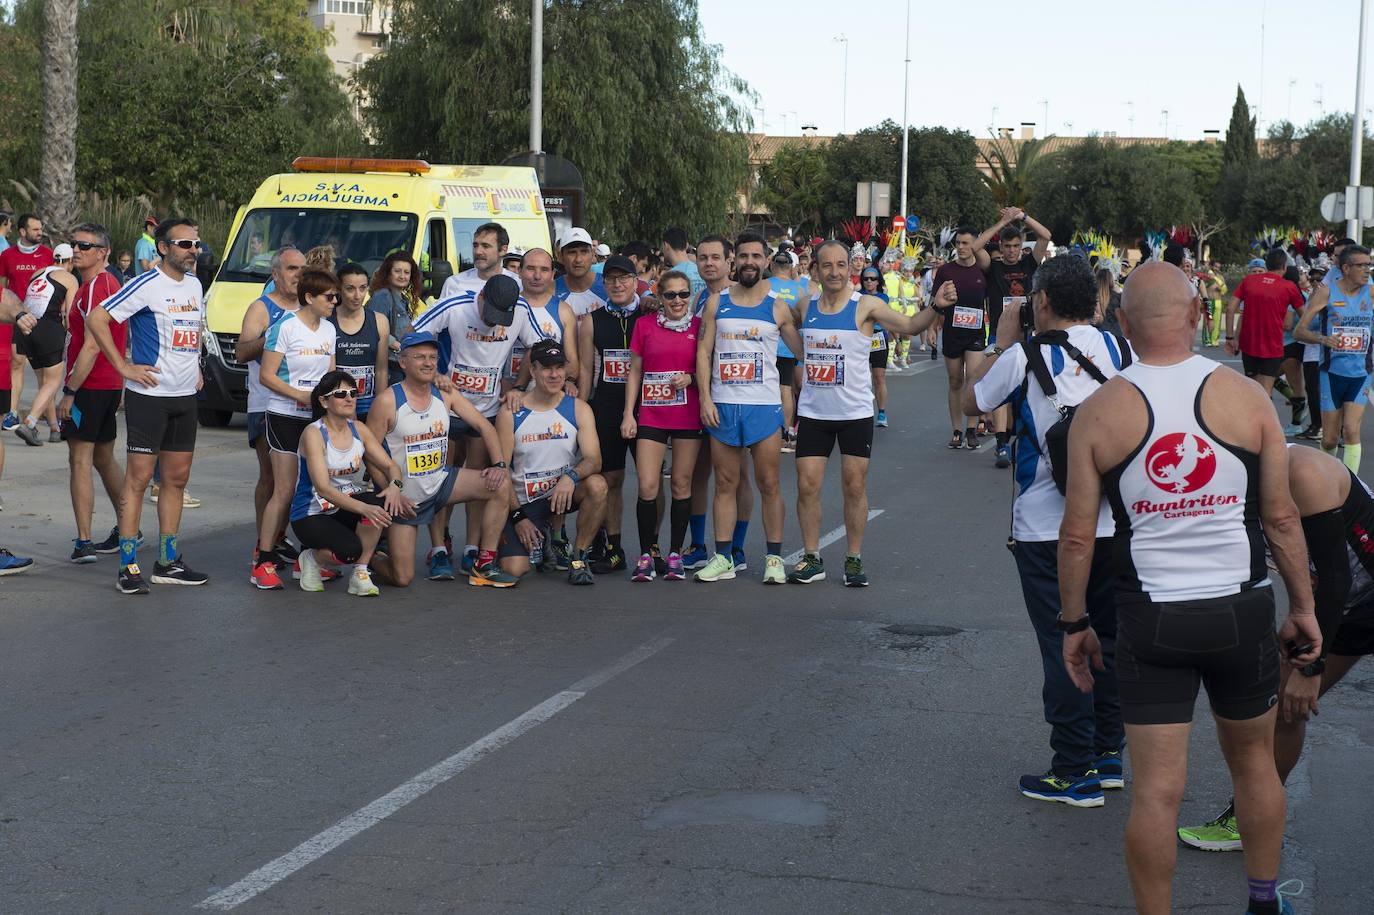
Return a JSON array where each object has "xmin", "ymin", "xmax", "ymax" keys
[
  {"xmin": 165, "ymin": 239, "xmax": 201, "ymax": 250},
  {"xmin": 324, "ymin": 389, "xmax": 357, "ymax": 400},
  {"xmin": 659, "ymin": 290, "xmax": 692, "ymax": 300},
  {"xmin": 71, "ymin": 241, "xmax": 105, "ymax": 251},
  {"xmin": 320, "ymin": 292, "xmax": 340, "ymax": 302}
]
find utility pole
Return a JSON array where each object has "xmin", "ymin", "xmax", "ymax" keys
[
  {"xmin": 835, "ymin": 34, "xmax": 849, "ymax": 134},
  {"xmin": 1161, "ymin": 109, "xmax": 1170, "ymax": 138},
  {"xmin": 529, "ymin": 0, "xmax": 542, "ymax": 152},
  {"xmin": 1316, "ymin": 82, "xmax": 1325, "ymax": 114},
  {"xmin": 1040, "ymin": 99, "xmax": 1048, "ymax": 136},
  {"xmin": 1288, "ymin": 77, "xmax": 1297, "ymax": 123},
  {"xmin": 1349, "ymin": 0, "xmax": 1371, "ymax": 239},
  {"xmin": 899, "ymin": 0, "xmax": 911, "ymax": 224},
  {"xmin": 1127, "ymin": 100, "xmax": 1135, "ymax": 135}
]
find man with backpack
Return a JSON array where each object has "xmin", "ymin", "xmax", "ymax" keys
[{"xmin": 963, "ymin": 254, "xmax": 1133, "ymax": 808}]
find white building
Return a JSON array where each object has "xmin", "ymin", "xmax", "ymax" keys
[{"xmin": 307, "ymin": 0, "xmax": 390, "ymax": 90}]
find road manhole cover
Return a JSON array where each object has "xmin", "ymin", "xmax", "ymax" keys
[{"xmin": 882, "ymin": 624, "xmax": 963, "ymax": 638}]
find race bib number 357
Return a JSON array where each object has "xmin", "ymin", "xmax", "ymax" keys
[
  {"xmin": 717, "ymin": 352, "xmax": 763, "ymax": 385},
  {"xmin": 952, "ymin": 306, "xmax": 984, "ymax": 330}
]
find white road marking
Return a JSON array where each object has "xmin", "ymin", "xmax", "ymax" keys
[
  {"xmin": 783, "ymin": 509, "xmax": 883, "ymax": 566},
  {"xmin": 196, "ymin": 637, "xmax": 675, "ymax": 911}
]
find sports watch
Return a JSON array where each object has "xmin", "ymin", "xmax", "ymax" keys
[{"xmin": 1055, "ymin": 612, "xmax": 1092, "ymax": 633}]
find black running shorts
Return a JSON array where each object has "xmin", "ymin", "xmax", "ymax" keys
[
  {"xmin": 942, "ymin": 329, "xmax": 985, "ymax": 360},
  {"xmin": 1241, "ymin": 353, "xmax": 1283, "ymax": 379},
  {"xmin": 265, "ymin": 412, "xmax": 311, "ymax": 455},
  {"xmin": 62, "ymin": 389, "xmax": 122, "ymax": 444},
  {"xmin": 1115, "ymin": 587, "xmax": 1281, "ymax": 725},
  {"xmin": 795, "ymin": 415, "xmax": 874, "ymax": 459},
  {"xmin": 125, "ymin": 391, "xmax": 198, "ymax": 454}
]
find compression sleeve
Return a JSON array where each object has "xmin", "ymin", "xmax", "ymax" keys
[{"xmin": 1302, "ymin": 508, "xmax": 1350, "ymax": 661}]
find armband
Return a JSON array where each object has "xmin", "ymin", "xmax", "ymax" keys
[
  {"xmin": 510, "ymin": 507, "xmax": 528, "ymax": 524},
  {"xmin": 563, "ymin": 469, "xmax": 582, "ymax": 487}
]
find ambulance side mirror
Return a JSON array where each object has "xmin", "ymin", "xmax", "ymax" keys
[{"xmin": 426, "ymin": 259, "xmax": 453, "ymax": 297}]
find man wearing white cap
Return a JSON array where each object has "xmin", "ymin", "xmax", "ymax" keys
[
  {"xmin": 555, "ymin": 227, "xmax": 608, "ymax": 317},
  {"xmin": 440, "ymin": 221, "xmax": 520, "ymax": 299}
]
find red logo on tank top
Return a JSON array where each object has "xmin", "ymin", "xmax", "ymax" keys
[{"xmin": 1144, "ymin": 432, "xmax": 1216, "ymax": 494}]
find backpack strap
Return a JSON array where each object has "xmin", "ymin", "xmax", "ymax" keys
[
  {"xmin": 1110, "ymin": 331, "xmax": 1133, "ymax": 369},
  {"xmin": 1022, "ymin": 332, "xmax": 1061, "ymax": 412}
]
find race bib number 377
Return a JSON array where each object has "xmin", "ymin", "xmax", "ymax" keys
[{"xmin": 804, "ymin": 352, "xmax": 844, "ymax": 387}]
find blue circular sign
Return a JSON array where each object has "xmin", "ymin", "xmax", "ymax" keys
[{"xmin": 906, "ymin": 215, "xmax": 920, "ymax": 232}]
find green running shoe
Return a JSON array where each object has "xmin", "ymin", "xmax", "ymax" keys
[
  {"xmin": 693, "ymin": 552, "xmax": 735, "ymax": 582},
  {"xmin": 787, "ymin": 553, "xmax": 825, "ymax": 583},
  {"xmin": 762, "ymin": 554, "xmax": 786, "ymax": 584},
  {"xmin": 1178, "ymin": 801, "xmax": 1241, "ymax": 851},
  {"xmin": 843, "ymin": 556, "xmax": 869, "ymax": 587}
]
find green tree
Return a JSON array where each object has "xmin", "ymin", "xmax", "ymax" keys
[
  {"xmin": 40, "ymin": 0, "xmax": 78, "ymax": 235},
  {"xmin": 978, "ymin": 134, "xmax": 1053, "ymax": 209},
  {"xmin": 359, "ymin": 0, "xmax": 751, "ymax": 242},
  {"xmin": 1222, "ymin": 86, "xmax": 1257, "ymax": 165},
  {"xmin": 755, "ymin": 142, "xmax": 831, "ymax": 234}
]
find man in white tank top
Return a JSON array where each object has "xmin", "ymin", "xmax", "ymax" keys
[
  {"xmin": 1058, "ymin": 261, "xmax": 1322, "ymax": 915},
  {"xmin": 789, "ymin": 240, "xmax": 951, "ymax": 587}
]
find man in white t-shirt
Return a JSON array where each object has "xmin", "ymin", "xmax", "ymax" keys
[{"xmin": 439, "ymin": 221, "xmax": 520, "ymax": 299}]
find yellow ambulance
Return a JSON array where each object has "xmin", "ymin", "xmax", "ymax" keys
[{"xmin": 198, "ymin": 157, "xmax": 552, "ymax": 425}]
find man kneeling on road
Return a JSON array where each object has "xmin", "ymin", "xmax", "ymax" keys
[
  {"xmin": 964, "ymin": 253, "xmax": 1133, "ymax": 807},
  {"xmin": 496, "ymin": 340, "xmax": 607, "ymax": 585},
  {"xmin": 365, "ymin": 332, "xmax": 518, "ymax": 588}
]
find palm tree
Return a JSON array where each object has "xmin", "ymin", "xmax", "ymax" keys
[
  {"xmin": 40, "ymin": 0, "xmax": 79, "ymax": 237},
  {"xmin": 978, "ymin": 133, "xmax": 1054, "ymax": 210}
]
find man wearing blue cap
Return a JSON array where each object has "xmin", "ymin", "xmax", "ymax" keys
[{"xmin": 365, "ymin": 330, "xmax": 518, "ymax": 588}]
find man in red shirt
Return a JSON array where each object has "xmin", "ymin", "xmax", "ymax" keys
[
  {"xmin": 1225, "ymin": 247, "xmax": 1305, "ymax": 398},
  {"xmin": 59, "ymin": 222, "xmax": 133, "ymax": 562},
  {"xmin": 0, "ymin": 213, "xmax": 54, "ymax": 428}
]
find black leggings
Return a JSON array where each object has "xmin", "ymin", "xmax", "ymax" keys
[
  {"xmin": 1304, "ymin": 359, "xmax": 1322, "ymax": 430},
  {"xmin": 290, "ymin": 493, "xmax": 384, "ymax": 563}
]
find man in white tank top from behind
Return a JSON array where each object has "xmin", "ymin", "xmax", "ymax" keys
[
  {"xmin": 1058, "ymin": 261, "xmax": 1322, "ymax": 915},
  {"xmin": 788, "ymin": 239, "xmax": 952, "ymax": 587}
]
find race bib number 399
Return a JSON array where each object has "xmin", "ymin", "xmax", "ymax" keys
[
  {"xmin": 1332, "ymin": 323, "xmax": 1371, "ymax": 354},
  {"xmin": 952, "ymin": 306, "xmax": 985, "ymax": 330},
  {"xmin": 717, "ymin": 352, "xmax": 763, "ymax": 385}
]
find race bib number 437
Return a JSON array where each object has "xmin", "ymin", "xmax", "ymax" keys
[{"xmin": 717, "ymin": 352, "xmax": 762, "ymax": 385}]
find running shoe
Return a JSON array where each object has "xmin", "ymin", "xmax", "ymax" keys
[
  {"xmin": 117, "ymin": 563, "xmax": 149, "ymax": 594},
  {"xmin": 14, "ymin": 423, "xmax": 42, "ymax": 446},
  {"xmin": 694, "ymin": 552, "xmax": 735, "ymax": 582},
  {"xmin": 273, "ymin": 538, "xmax": 300, "ymax": 562},
  {"xmin": 681, "ymin": 543, "xmax": 710, "ymax": 569},
  {"xmin": 94, "ymin": 527, "xmax": 144, "ymax": 554},
  {"xmin": 48, "ymin": 427, "xmax": 61, "ymax": 443},
  {"xmin": 787, "ymin": 554, "xmax": 825, "ymax": 583},
  {"xmin": 1178, "ymin": 801, "xmax": 1242, "ymax": 851},
  {"xmin": 780, "ymin": 431, "xmax": 796, "ymax": 453},
  {"xmin": 875, "ymin": 409, "xmax": 888, "ymax": 428},
  {"xmin": 1094, "ymin": 750, "xmax": 1124, "ymax": 789},
  {"xmin": 548, "ymin": 535, "xmax": 571, "ymax": 571},
  {"xmin": 1291, "ymin": 400, "xmax": 1308, "ymax": 427},
  {"xmin": 1296, "ymin": 425, "xmax": 1322, "ymax": 441},
  {"xmin": 180, "ymin": 490, "xmax": 202, "ymax": 509},
  {"xmin": 663, "ymin": 552, "xmax": 686, "ymax": 580},
  {"xmin": 291, "ymin": 559, "xmax": 340, "ymax": 582},
  {"xmin": 947, "ymin": 430, "xmax": 963, "ymax": 449},
  {"xmin": 0, "ymin": 547, "xmax": 33, "ymax": 574},
  {"xmin": 843, "ymin": 556, "xmax": 869, "ymax": 587},
  {"xmin": 458, "ymin": 548, "xmax": 478, "ymax": 576},
  {"xmin": 651, "ymin": 544, "xmax": 667, "ymax": 576},
  {"xmin": 929, "ymin": 345, "xmax": 937, "ymax": 361},
  {"xmin": 995, "ymin": 444, "xmax": 1011, "ymax": 468},
  {"xmin": 964, "ymin": 427, "xmax": 980, "ymax": 450},
  {"xmin": 567, "ymin": 558, "xmax": 595, "ymax": 585},
  {"xmin": 730, "ymin": 547, "xmax": 747, "ymax": 571},
  {"xmin": 149, "ymin": 483, "xmax": 159, "ymax": 504},
  {"xmin": 469, "ymin": 561, "xmax": 518, "ymax": 588},
  {"xmin": 594, "ymin": 545, "xmax": 626, "ymax": 575},
  {"xmin": 250, "ymin": 559, "xmax": 284, "ymax": 590},
  {"xmin": 151, "ymin": 557, "xmax": 209, "ymax": 586},
  {"xmin": 1246, "ymin": 880, "xmax": 1302, "ymax": 915},
  {"xmin": 1282, "ymin": 424, "xmax": 1303, "ymax": 437},
  {"xmin": 70, "ymin": 540, "xmax": 97, "ymax": 564},
  {"xmin": 348, "ymin": 567, "xmax": 380, "ymax": 596},
  {"xmin": 0, "ymin": 411, "xmax": 18, "ymax": 430},
  {"xmin": 1018, "ymin": 770, "xmax": 1104, "ymax": 808},
  {"xmin": 428, "ymin": 549, "xmax": 455, "ymax": 581},
  {"xmin": 762, "ymin": 554, "xmax": 786, "ymax": 584},
  {"xmin": 298, "ymin": 549, "xmax": 325, "ymax": 592},
  {"xmin": 631, "ymin": 553, "xmax": 656, "ymax": 581}
]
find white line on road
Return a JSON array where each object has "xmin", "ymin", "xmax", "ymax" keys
[
  {"xmin": 783, "ymin": 509, "xmax": 883, "ymax": 566},
  {"xmin": 196, "ymin": 637, "xmax": 675, "ymax": 911}
]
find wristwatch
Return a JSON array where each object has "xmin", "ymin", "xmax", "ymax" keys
[
  {"xmin": 988, "ymin": 345, "xmax": 1006, "ymax": 357},
  {"xmin": 1055, "ymin": 612, "xmax": 1092, "ymax": 633},
  {"xmin": 1299, "ymin": 657, "xmax": 1326, "ymax": 678},
  {"xmin": 563, "ymin": 469, "xmax": 581, "ymax": 486},
  {"xmin": 491, "ymin": 461, "xmax": 507, "ymax": 469},
  {"xmin": 62, "ymin": 385, "xmax": 76, "ymax": 396},
  {"xmin": 389, "ymin": 478, "xmax": 403, "ymax": 490}
]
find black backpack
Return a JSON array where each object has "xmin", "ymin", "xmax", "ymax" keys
[{"xmin": 1019, "ymin": 329, "xmax": 1131, "ymax": 495}]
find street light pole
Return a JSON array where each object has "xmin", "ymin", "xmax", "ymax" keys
[
  {"xmin": 1349, "ymin": 0, "xmax": 1371, "ymax": 239},
  {"xmin": 835, "ymin": 34, "xmax": 849, "ymax": 134},
  {"xmin": 899, "ymin": 0, "xmax": 911, "ymax": 224},
  {"xmin": 529, "ymin": 0, "xmax": 543, "ymax": 153}
]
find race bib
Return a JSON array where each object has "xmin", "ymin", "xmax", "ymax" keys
[
  {"xmin": 805, "ymin": 352, "xmax": 844, "ymax": 387},
  {"xmin": 642, "ymin": 371, "xmax": 686, "ymax": 406},
  {"xmin": 717, "ymin": 352, "xmax": 763, "ymax": 385},
  {"xmin": 292, "ymin": 376, "xmax": 321, "ymax": 414},
  {"xmin": 171, "ymin": 319, "xmax": 200, "ymax": 353},
  {"xmin": 341, "ymin": 364, "xmax": 375, "ymax": 398},
  {"xmin": 1332, "ymin": 323, "xmax": 1371, "ymax": 354},
  {"xmin": 1003, "ymin": 295, "xmax": 1026, "ymax": 313},
  {"xmin": 509, "ymin": 346, "xmax": 526, "ymax": 379},
  {"xmin": 405, "ymin": 438, "xmax": 446, "ymax": 477},
  {"xmin": 316, "ymin": 480, "xmax": 360, "ymax": 515},
  {"xmin": 601, "ymin": 348, "xmax": 632, "ymax": 383},
  {"xmin": 523, "ymin": 466, "xmax": 567, "ymax": 502},
  {"xmin": 952, "ymin": 306, "xmax": 985, "ymax": 330},
  {"xmin": 452, "ymin": 364, "xmax": 500, "ymax": 396}
]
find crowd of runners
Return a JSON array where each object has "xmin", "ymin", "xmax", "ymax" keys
[{"xmin": 2, "ymin": 205, "xmax": 1371, "ymax": 914}]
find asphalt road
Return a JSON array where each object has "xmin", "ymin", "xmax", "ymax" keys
[{"xmin": 1, "ymin": 345, "xmax": 1370, "ymax": 914}]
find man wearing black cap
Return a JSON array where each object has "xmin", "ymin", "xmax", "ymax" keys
[
  {"xmin": 411, "ymin": 274, "xmax": 543, "ymax": 578},
  {"xmin": 496, "ymin": 339, "xmax": 607, "ymax": 584},
  {"xmin": 576, "ymin": 254, "xmax": 646, "ymax": 573}
]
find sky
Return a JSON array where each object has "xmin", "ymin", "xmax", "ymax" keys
[{"xmin": 696, "ymin": 0, "xmax": 1369, "ymax": 141}]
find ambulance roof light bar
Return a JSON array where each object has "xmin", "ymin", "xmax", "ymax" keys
[{"xmin": 291, "ymin": 157, "xmax": 432, "ymax": 176}]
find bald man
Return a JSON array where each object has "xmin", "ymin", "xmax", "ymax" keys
[{"xmin": 1057, "ymin": 262, "xmax": 1321, "ymax": 915}]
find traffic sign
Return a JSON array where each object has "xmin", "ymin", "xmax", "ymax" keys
[
  {"xmin": 906, "ymin": 215, "xmax": 921, "ymax": 232},
  {"xmin": 1320, "ymin": 191, "xmax": 1345, "ymax": 223}
]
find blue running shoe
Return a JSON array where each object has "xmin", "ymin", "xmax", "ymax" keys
[
  {"xmin": 428, "ymin": 549, "xmax": 455, "ymax": 581},
  {"xmin": 1094, "ymin": 750, "xmax": 1124, "ymax": 789},
  {"xmin": 875, "ymin": 409, "xmax": 888, "ymax": 428},
  {"xmin": 0, "ymin": 547, "xmax": 33, "ymax": 576},
  {"xmin": 681, "ymin": 543, "xmax": 709, "ymax": 570},
  {"xmin": 458, "ymin": 548, "xmax": 477, "ymax": 576},
  {"xmin": 0, "ymin": 411, "xmax": 18, "ymax": 431},
  {"xmin": 1246, "ymin": 879, "xmax": 1303, "ymax": 914},
  {"xmin": 731, "ymin": 547, "xmax": 748, "ymax": 572},
  {"xmin": 1018, "ymin": 770, "xmax": 1104, "ymax": 808}
]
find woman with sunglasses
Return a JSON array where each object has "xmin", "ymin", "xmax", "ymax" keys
[
  {"xmin": 253, "ymin": 268, "xmax": 339, "ymax": 590},
  {"xmin": 290, "ymin": 370, "xmax": 412, "ymax": 595},
  {"xmin": 620, "ymin": 269, "xmax": 702, "ymax": 581},
  {"xmin": 858, "ymin": 267, "xmax": 892, "ymax": 428}
]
